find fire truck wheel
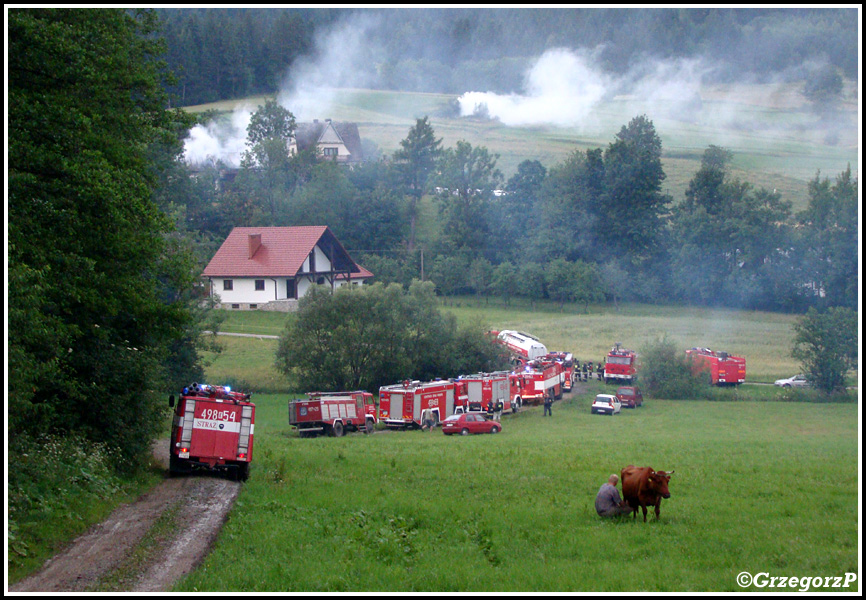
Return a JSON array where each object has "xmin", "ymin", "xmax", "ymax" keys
[
  {"xmin": 237, "ymin": 463, "xmax": 250, "ymax": 482},
  {"xmin": 332, "ymin": 421, "xmax": 344, "ymax": 437},
  {"xmin": 460, "ymin": 428, "xmax": 470, "ymax": 436},
  {"xmin": 364, "ymin": 418, "xmax": 374, "ymax": 434}
]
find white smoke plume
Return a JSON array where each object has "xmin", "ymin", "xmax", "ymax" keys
[
  {"xmin": 183, "ymin": 106, "xmax": 253, "ymax": 167},
  {"xmin": 459, "ymin": 48, "xmax": 613, "ymax": 128},
  {"xmin": 458, "ymin": 48, "xmax": 708, "ymax": 129}
]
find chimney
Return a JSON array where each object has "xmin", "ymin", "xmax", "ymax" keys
[{"xmin": 248, "ymin": 233, "xmax": 262, "ymax": 259}]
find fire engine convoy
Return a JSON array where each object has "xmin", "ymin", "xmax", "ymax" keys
[
  {"xmin": 686, "ymin": 347, "xmax": 747, "ymax": 385},
  {"xmin": 168, "ymin": 383, "xmax": 255, "ymax": 481},
  {"xmin": 603, "ymin": 343, "xmax": 637, "ymax": 384},
  {"xmin": 288, "ymin": 391, "xmax": 378, "ymax": 437}
]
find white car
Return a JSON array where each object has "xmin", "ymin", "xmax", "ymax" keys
[
  {"xmin": 591, "ymin": 394, "xmax": 621, "ymax": 415},
  {"xmin": 774, "ymin": 374, "xmax": 810, "ymax": 388}
]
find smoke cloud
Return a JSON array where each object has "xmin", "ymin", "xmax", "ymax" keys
[
  {"xmin": 458, "ymin": 49, "xmax": 708, "ymax": 130},
  {"xmin": 183, "ymin": 107, "xmax": 253, "ymax": 167},
  {"xmin": 458, "ymin": 48, "xmax": 613, "ymax": 128}
]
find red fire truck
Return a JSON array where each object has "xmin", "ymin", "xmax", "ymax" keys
[
  {"xmin": 604, "ymin": 343, "xmax": 637, "ymax": 384},
  {"xmin": 492, "ymin": 330, "xmax": 548, "ymax": 363},
  {"xmin": 458, "ymin": 371, "xmax": 515, "ymax": 414},
  {"xmin": 289, "ymin": 391, "xmax": 378, "ymax": 437},
  {"xmin": 168, "ymin": 383, "xmax": 255, "ymax": 481},
  {"xmin": 509, "ymin": 358, "xmax": 563, "ymax": 406},
  {"xmin": 546, "ymin": 352, "xmax": 575, "ymax": 392},
  {"xmin": 379, "ymin": 379, "xmax": 459, "ymax": 429},
  {"xmin": 686, "ymin": 347, "xmax": 747, "ymax": 385}
]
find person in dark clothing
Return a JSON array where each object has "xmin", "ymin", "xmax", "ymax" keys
[
  {"xmin": 543, "ymin": 393, "xmax": 553, "ymax": 417},
  {"xmin": 595, "ymin": 474, "xmax": 635, "ymax": 517}
]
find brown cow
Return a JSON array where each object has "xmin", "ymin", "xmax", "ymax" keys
[{"xmin": 621, "ymin": 465, "xmax": 674, "ymax": 522}]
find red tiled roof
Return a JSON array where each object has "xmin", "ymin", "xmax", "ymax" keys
[{"xmin": 202, "ymin": 226, "xmax": 369, "ymax": 278}]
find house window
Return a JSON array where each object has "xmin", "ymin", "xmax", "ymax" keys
[
  {"xmin": 231, "ymin": 304, "xmax": 240, "ymax": 309},
  {"xmin": 286, "ymin": 279, "xmax": 296, "ymax": 299},
  {"xmin": 323, "ymin": 147, "xmax": 338, "ymax": 157},
  {"xmin": 308, "ymin": 250, "xmax": 316, "ymax": 273},
  {"xmin": 249, "ymin": 304, "xmax": 257, "ymax": 309},
  {"xmin": 223, "ymin": 279, "xmax": 233, "ymax": 291},
  {"xmin": 255, "ymin": 279, "xmax": 265, "ymax": 291}
]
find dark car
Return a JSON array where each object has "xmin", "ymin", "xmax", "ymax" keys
[
  {"xmin": 441, "ymin": 412, "xmax": 502, "ymax": 435},
  {"xmin": 615, "ymin": 386, "xmax": 643, "ymax": 408}
]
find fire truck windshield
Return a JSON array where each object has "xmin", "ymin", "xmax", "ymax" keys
[{"xmin": 606, "ymin": 356, "xmax": 632, "ymax": 365}]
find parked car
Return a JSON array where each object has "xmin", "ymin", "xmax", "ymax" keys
[
  {"xmin": 441, "ymin": 412, "xmax": 502, "ymax": 435},
  {"xmin": 591, "ymin": 394, "xmax": 621, "ymax": 415},
  {"xmin": 615, "ymin": 386, "xmax": 643, "ymax": 408},
  {"xmin": 774, "ymin": 374, "xmax": 810, "ymax": 388}
]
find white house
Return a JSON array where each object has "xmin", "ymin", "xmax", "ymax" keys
[{"xmin": 202, "ymin": 226, "xmax": 373, "ymax": 311}]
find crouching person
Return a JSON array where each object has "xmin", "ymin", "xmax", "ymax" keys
[{"xmin": 595, "ymin": 474, "xmax": 635, "ymax": 517}]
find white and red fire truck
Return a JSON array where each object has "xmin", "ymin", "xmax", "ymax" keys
[
  {"xmin": 604, "ymin": 343, "xmax": 637, "ymax": 384},
  {"xmin": 509, "ymin": 358, "xmax": 563, "ymax": 406},
  {"xmin": 546, "ymin": 351, "xmax": 575, "ymax": 392},
  {"xmin": 289, "ymin": 391, "xmax": 378, "ymax": 437},
  {"xmin": 686, "ymin": 347, "xmax": 747, "ymax": 385},
  {"xmin": 492, "ymin": 330, "xmax": 548, "ymax": 363},
  {"xmin": 168, "ymin": 383, "xmax": 255, "ymax": 481},
  {"xmin": 378, "ymin": 379, "xmax": 460, "ymax": 429},
  {"xmin": 458, "ymin": 371, "xmax": 516, "ymax": 414}
]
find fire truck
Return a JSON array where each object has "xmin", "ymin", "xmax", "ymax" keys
[
  {"xmin": 458, "ymin": 371, "xmax": 515, "ymax": 414},
  {"xmin": 492, "ymin": 330, "xmax": 548, "ymax": 363},
  {"xmin": 289, "ymin": 391, "xmax": 378, "ymax": 437},
  {"xmin": 509, "ymin": 358, "xmax": 563, "ymax": 406},
  {"xmin": 168, "ymin": 383, "xmax": 255, "ymax": 481},
  {"xmin": 546, "ymin": 352, "xmax": 575, "ymax": 391},
  {"xmin": 604, "ymin": 343, "xmax": 637, "ymax": 384},
  {"xmin": 378, "ymin": 379, "xmax": 460, "ymax": 429},
  {"xmin": 686, "ymin": 347, "xmax": 747, "ymax": 385}
]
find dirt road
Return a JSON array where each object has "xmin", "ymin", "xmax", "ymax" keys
[{"xmin": 10, "ymin": 440, "xmax": 240, "ymax": 593}]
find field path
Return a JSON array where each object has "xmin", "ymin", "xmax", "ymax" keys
[{"xmin": 9, "ymin": 440, "xmax": 240, "ymax": 593}]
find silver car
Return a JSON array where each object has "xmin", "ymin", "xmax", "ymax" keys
[{"xmin": 774, "ymin": 374, "xmax": 810, "ymax": 388}]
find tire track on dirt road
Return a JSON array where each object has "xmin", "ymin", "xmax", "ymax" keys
[{"xmin": 10, "ymin": 440, "xmax": 241, "ymax": 593}]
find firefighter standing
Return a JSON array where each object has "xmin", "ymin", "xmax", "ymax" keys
[
  {"xmin": 494, "ymin": 399, "xmax": 503, "ymax": 422},
  {"xmin": 486, "ymin": 401, "xmax": 495, "ymax": 420},
  {"xmin": 543, "ymin": 393, "xmax": 553, "ymax": 417},
  {"xmin": 597, "ymin": 362, "xmax": 604, "ymax": 381}
]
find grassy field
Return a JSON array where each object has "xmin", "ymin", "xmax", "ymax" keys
[
  {"xmin": 172, "ymin": 389, "xmax": 859, "ymax": 592},
  {"xmin": 184, "ymin": 84, "xmax": 858, "ymax": 212},
  {"xmin": 207, "ymin": 299, "xmax": 816, "ymax": 387}
]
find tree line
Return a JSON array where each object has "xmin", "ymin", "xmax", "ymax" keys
[
  {"xmin": 186, "ymin": 104, "xmax": 857, "ymax": 315},
  {"xmin": 156, "ymin": 8, "xmax": 858, "ymax": 106}
]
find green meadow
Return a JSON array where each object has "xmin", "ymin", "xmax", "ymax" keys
[
  {"xmin": 174, "ymin": 392, "xmax": 858, "ymax": 592},
  {"xmin": 207, "ymin": 299, "xmax": 819, "ymax": 386},
  {"xmin": 182, "ymin": 302, "xmax": 860, "ymax": 592}
]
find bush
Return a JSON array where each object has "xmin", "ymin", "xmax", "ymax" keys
[
  {"xmin": 8, "ymin": 433, "xmax": 127, "ymax": 575},
  {"xmin": 639, "ymin": 337, "xmax": 708, "ymax": 399}
]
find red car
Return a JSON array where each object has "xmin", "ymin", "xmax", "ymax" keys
[
  {"xmin": 441, "ymin": 413, "xmax": 502, "ymax": 435},
  {"xmin": 616, "ymin": 386, "xmax": 643, "ymax": 408}
]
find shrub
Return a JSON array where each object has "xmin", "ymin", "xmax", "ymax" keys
[{"xmin": 639, "ymin": 337, "xmax": 708, "ymax": 399}]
